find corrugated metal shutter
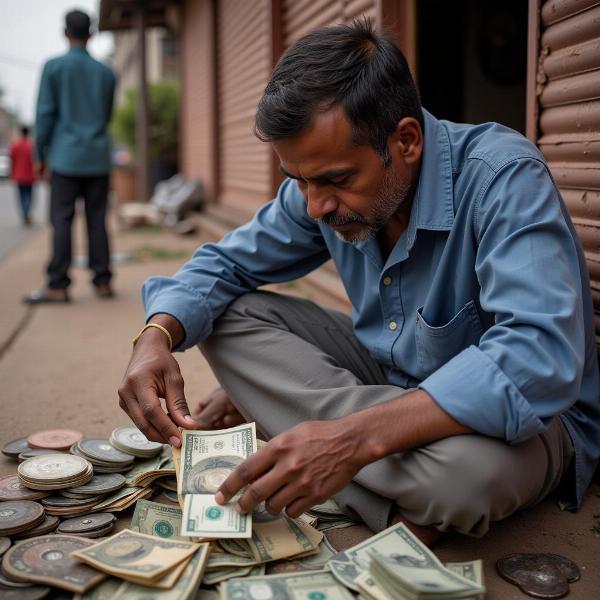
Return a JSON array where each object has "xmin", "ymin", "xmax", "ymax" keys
[
  {"xmin": 282, "ymin": 0, "xmax": 376, "ymax": 49},
  {"xmin": 535, "ymin": 0, "xmax": 600, "ymax": 345},
  {"xmin": 217, "ymin": 0, "xmax": 272, "ymax": 216}
]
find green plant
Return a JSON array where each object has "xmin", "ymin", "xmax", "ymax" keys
[{"xmin": 111, "ymin": 79, "xmax": 180, "ymax": 162}]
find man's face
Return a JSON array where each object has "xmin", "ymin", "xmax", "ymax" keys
[{"xmin": 273, "ymin": 105, "xmax": 412, "ymax": 243}]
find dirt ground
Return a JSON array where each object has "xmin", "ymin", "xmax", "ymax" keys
[{"xmin": 1, "ymin": 209, "xmax": 599, "ymax": 598}]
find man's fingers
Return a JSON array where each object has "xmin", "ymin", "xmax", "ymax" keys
[
  {"xmin": 194, "ymin": 397, "xmax": 228, "ymax": 428},
  {"xmin": 285, "ymin": 497, "xmax": 315, "ymax": 519},
  {"xmin": 215, "ymin": 450, "xmax": 275, "ymax": 506},
  {"xmin": 263, "ymin": 483, "xmax": 307, "ymax": 516},
  {"xmin": 235, "ymin": 468, "xmax": 287, "ymax": 515},
  {"xmin": 163, "ymin": 370, "xmax": 196, "ymax": 429},
  {"xmin": 138, "ymin": 387, "xmax": 183, "ymax": 446},
  {"xmin": 119, "ymin": 393, "xmax": 164, "ymax": 443}
]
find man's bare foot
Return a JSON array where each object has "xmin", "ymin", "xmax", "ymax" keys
[
  {"xmin": 390, "ymin": 510, "xmax": 443, "ymax": 547},
  {"xmin": 193, "ymin": 387, "xmax": 246, "ymax": 429}
]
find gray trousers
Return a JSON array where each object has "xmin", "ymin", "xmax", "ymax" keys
[{"xmin": 200, "ymin": 291, "xmax": 574, "ymax": 537}]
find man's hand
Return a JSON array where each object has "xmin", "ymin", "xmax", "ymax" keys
[
  {"xmin": 34, "ymin": 161, "xmax": 46, "ymax": 179},
  {"xmin": 118, "ymin": 316, "xmax": 196, "ymax": 446},
  {"xmin": 193, "ymin": 387, "xmax": 246, "ymax": 430},
  {"xmin": 214, "ymin": 419, "xmax": 368, "ymax": 519}
]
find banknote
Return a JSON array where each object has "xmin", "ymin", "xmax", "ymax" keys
[
  {"xmin": 72, "ymin": 577, "xmax": 121, "ymax": 600},
  {"xmin": 71, "ymin": 528, "xmax": 200, "ymax": 585},
  {"xmin": 268, "ymin": 536, "xmax": 338, "ymax": 574},
  {"xmin": 220, "ymin": 569, "xmax": 355, "ymax": 599},
  {"xmin": 369, "ymin": 548, "xmax": 485, "ymax": 599},
  {"xmin": 328, "ymin": 522, "xmax": 483, "ymax": 595},
  {"xmin": 179, "ymin": 423, "xmax": 256, "ymax": 538},
  {"xmin": 112, "ymin": 543, "xmax": 209, "ymax": 599},
  {"xmin": 131, "ymin": 498, "xmax": 189, "ymax": 540}
]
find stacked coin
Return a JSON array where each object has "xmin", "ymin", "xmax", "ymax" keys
[
  {"xmin": 56, "ymin": 512, "xmax": 116, "ymax": 538},
  {"xmin": 1, "ymin": 437, "xmax": 31, "ymax": 460},
  {"xmin": 110, "ymin": 426, "xmax": 163, "ymax": 458},
  {"xmin": 27, "ymin": 429, "xmax": 83, "ymax": 451},
  {"xmin": 0, "ymin": 475, "xmax": 49, "ymax": 502},
  {"xmin": 0, "ymin": 500, "xmax": 45, "ymax": 536},
  {"xmin": 18, "ymin": 448, "xmax": 68, "ymax": 462},
  {"xmin": 71, "ymin": 438, "xmax": 135, "ymax": 473},
  {"xmin": 13, "ymin": 514, "xmax": 60, "ymax": 539},
  {"xmin": 41, "ymin": 495, "xmax": 103, "ymax": 517},
  {"xmin": 18, "ymin": 454, "xmax": 93, "ymax": 491},
  {"xmin": 62, "ymin": 473, "xmax": 126, "ymax": 499}
]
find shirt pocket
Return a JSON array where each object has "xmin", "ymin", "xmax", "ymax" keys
[{"xmin": 415, "ymin": 299, "xmax": 484, "ymax": 379}]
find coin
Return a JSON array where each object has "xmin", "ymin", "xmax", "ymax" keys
[
  {"xmin": 497, "ymin": 553, "xmax": 570, "ymax": 599},
  {"xmin": 18, "ymin": 454, "xmax": 91, "ymax": 482},
  {"xmin": 1, "ymin": 535, "xmax": 106, "ymax": 593},
  {"xmin": 27, "ymin": 430, "xmax": 83, "ymax": 451},
  {"xmin": 0, "ymin": 585, "xmax": 51, "ymax": 599},
  {"xmin": 1, "ymin": 437, "xmax": 31, "ymax": 459},
  {"xmin": 18, "ymin": 449, "xmax": 67, "ymax": 462},
  {"xmin": 76, "ymin": 439, "xmax": 135, "ymax": 464},
  {"xmin": 110, "ymin": 426, "xmax": 163, "ymax": 457},
  {"xmin": 67, "ymin": 473, "xmax": 126, "ymax": 496},
  {"xmin": 56, "ymin": 512, "xmax": 116, "ymax": 534},
  {"xmin": 42, "ymin": 495, "xmax": 104, "ymax": 508},
  {"xmin": 0, "ymin": 536, "xmax": 10, "ymax": 556},
  {"xmin": 0, "ymin": 501, "xmax": 45, "ymax": 536},
  {"xmin": 0, "ymin": 475, "xmax": 49, "ymax": 501},
  {"xmin": 13, "ymin": 514, "xmax": 60, "ymax": 539},
  {"xmin": 0, "ymin": 572, "xmax": 34, "ymax": 588},
  {"xmin": 546, "ymin": 554, "xmax": 580, "ymax": 583},
  {"xmin": 163, "ymin": 490, "xmax": 179, "ymax": 503},
  {"xmin": 66, "ymin": 522, "xmax": 115, "ymax": 538},
  {"xmin": 157, "ymin": 477, "xmax": 178, "ymax": 492}
]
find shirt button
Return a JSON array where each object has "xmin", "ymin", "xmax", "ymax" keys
[
  {"xmin": 383, "ymin": 276, "xmax": 392, "ymax": 286},
  {"xmin": 388, "ymin": 321, "xmax": 397, "ymax": 331}
]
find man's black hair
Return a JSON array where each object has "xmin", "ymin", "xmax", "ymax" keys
[
  {"xmin": 65, "ymin": 9, "xmax": 91, "ymax": 40},
  {"xmin": 255, "ymin": 19, "xmax": 423, "ymax": 164},
  {"xmin": 20, "ymin": 125, "xmax": 29, "ymax": 136}
]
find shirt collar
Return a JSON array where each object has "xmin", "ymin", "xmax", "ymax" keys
[{"xmin": 68, "ymin": 46, "xmax": 89, "ymax": 55}]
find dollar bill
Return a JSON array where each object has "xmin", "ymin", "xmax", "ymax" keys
[
  {"xmin": 354, "ymin": 571, "xmax": 392, "ymax": 600},
  {"xmin": 220, "ymin": 569, "xmax": 355, "ymax": 599},
  {"xmin": 445, "ymin": 560, "xmax": 483, "ymax": 587},
  {"xmin": 112, "ymin": 543, "xmax": 209, "ymax": 598},
  {"xmin": 328, "ymin": 522, "xmax": 484, "ymax": 596},
  {"xmin": 369, "ymin": 548, "xmax": 484, "ymax": 599},
  {"xmin": 72, "ymin": 577, "xmax": 121, "ymax": 600},
  {"xmin": 248, "ymin": 514, "xmax": 323, "ymax": 562},
  {"xmin": 131, "ymin": 499, "xmax": 189, "ymax": 540},
  {"xmin": 179, "ymin": 423, "xmax": 256, "ymax": 538},
  {"xmin": 71, "ymin": 528, "xmax": 200, "ymax": 585}
]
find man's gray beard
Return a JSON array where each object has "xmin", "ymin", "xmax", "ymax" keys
[{"xmin": 316, "ymin": 168, "xmax": 410, "ymax": 244}]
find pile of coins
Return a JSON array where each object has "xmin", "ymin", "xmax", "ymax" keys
[
  {"xmin": 110, "ymin": 426, "xmax": 163, "ymax": 458},
  {"xmin": 71, "ymin": 438, "xmax": 135, "ymax": 473},
  {"xmin": 18, "ymin": 454, "xmax": 94, "ymax": 491}
]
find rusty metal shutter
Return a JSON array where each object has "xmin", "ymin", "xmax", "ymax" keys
[
  {"xmin": 535, "ymin": 0, "xmax": 600, "ymax": 344},
  {"xmin": 217, "ymin": 0, "xmax": 272, "ymax": 216},
  {"xmin": 282, "ymin": 0, "xmax": 376, "ymax": 49}
]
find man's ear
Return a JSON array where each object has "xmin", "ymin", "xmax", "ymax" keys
[{"xmin": 388, "ymin": 117, "xmax": 423, "ymax": 166}]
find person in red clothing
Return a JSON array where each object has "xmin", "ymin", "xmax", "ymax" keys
[{"xmin": 9, "ymin": 126, "xmax": 36, "ymax": 226}]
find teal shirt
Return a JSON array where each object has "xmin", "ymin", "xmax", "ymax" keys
[{"xmin": 35, "ymin": 47, "xmax": 116, "ymax": 176}]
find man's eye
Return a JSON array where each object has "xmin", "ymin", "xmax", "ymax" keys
[{"xmin": 330, "ymin": 177, "xmax": 349, "ymax": 186}]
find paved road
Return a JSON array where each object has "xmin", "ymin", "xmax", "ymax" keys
[{"xmin": 0, "ymin": 179, "xmax": 48, "ymax": 261}]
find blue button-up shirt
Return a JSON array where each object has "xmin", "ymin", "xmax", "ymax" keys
[
  {"xmin": 35, "ymin": 47, "xmax": 115, "ymax": 176},
  {"xmin": 143, "ymin": 110, "xmax": 600, "ymax": 509}
]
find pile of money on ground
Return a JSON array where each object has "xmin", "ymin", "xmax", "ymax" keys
[{"xmin": 0, "ymin": 423, "xmax": 485, "ymax": 599}]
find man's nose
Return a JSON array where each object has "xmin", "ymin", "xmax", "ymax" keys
[{"xmin": 305, "ymin": 182, "xmax": 338, "ymax": 220}]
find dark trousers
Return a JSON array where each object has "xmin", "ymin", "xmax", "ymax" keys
[
  {"xmin": 47, "ymin": 172, "xmax": 111, "ymax": 290},
  {"xmin": 17, "ymin": 184, "xmax": 33, "ymax": 220}
]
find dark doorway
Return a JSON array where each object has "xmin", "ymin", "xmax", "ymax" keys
[{"xmin": 417, "ymin": 0, "xmax": 528, "ymax": 134}]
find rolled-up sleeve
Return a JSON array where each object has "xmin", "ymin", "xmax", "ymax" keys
[
  {"xmin": 142, "ymin": 179, "xmax": 329, "ymax": 350},
  {"xmin": 420, "ymin": 158, "xmax": 585, "ymax": 442}
]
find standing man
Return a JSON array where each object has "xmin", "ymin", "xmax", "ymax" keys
[
  {"xmin": 24, "ymin": 9, "xmax": 116, "ymax": 304},
  {"xmin": 9, "ymin": 126, "xmax": 35, "ymax": 227}
]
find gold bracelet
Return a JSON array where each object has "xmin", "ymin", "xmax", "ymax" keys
[{"xmin": 132, "ymin": 323, "xmax": 173, "ymax": 352}]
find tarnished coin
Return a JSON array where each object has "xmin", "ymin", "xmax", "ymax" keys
[
  {"xmin": 41, "ymin": 494, "xmax": 104, "ymax": 508},
  {"xmin": 67, "ymin": 473, "xmax": 126, "ymax": 496},
  {"xmin": 13, "ymin": 514, "xmax": 60, "ymax": 539},
  {"xmin": 546, "ymin": 554, "xmax": 580, "ymax": 583},
  {"xmin": 0, "ymin": 572, "xmax": 34, "ymax": 588},
  {"xmin": 0, "ymin": 536, "xmax": 11, "ymax": 556},
  {"xmin": 0, "ymin": 501, "xmax": 45, "ymax": 536},
  {"xmin": 0, "ymin": 585, "xmax": 51, "ymax": 599},
  {"xmin": 110, "ymin": 426, "xmax": 163, "ymax": 457},
  {"xmin": 163, "ymin": 490, "xmax": 179, "ymax": 503},
  {"xmin": 27, "ymin": 429, "xmax": 83, "ymax": 451},
  {"xmin": 1, "ymin": 535, "xmax": 107, "ymax": 593},
  {"xmin": 18, "ymin": 449, "xmax": 67, "ymax": 462},
  {"xmin": 18, "ymin": 454, "xmax": 90, "ymax": 481},
  {"xmin": 57, "ymin": 512, "xmax": 116, "ymax": 534},
  {"xmin": 67, "ymin": 522, "xmax": 115, "ymax": 539},
  {"xmin": 76, "ymin": 439, "xmax": 135, "ymax": 464},
  {"xmin": 497, "ymin": 553, "xmax": 571, "ymax": 599},
  {"xmin": 1, "ymin": 437, "xmax": 31, "ymax": 459},
  {"xmin": 0, "ymin": 475, "xmax": 49, "ymax": 501},
  {"xmin": 157, "ymin": 477, "xmax": 178, "ymax": 492}
]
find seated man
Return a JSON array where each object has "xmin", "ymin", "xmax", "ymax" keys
[{"xmin": 119, "ymin": 21, "xmax": 600, "ymax": 543}]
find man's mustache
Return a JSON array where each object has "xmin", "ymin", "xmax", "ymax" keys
[{"xmin": 314, "ymin": 212, "xmax": 368, "ymax": 227}]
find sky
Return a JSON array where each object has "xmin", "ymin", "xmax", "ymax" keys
[{"xmin": 0, "ymin": 0, "xmax": 114, "ymax": 124}]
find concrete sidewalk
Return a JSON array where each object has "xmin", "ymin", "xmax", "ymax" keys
[{"xmin": 0, "ymin": 210, "xmax": 598, "ymax": 599}]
